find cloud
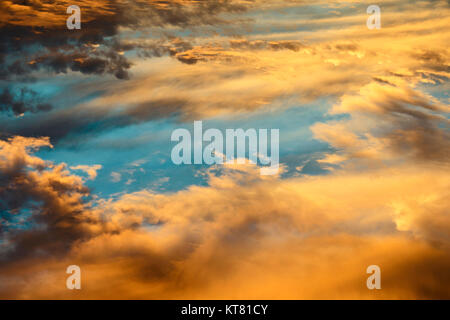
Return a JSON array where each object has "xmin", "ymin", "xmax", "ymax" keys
[
  {"xmin": 1, "ymin": 0, "xmax": 448, "ymax": 145},
  {"xmin": 110, "ymin": 172, "xmax": 122, "ymax": 183},
  {"xmin": 312, "ymin": 81, "xmax": 450, "ymax": 167},
  {"xmin": 0, "ymin": 0, "xmax": 449, "ymax": 299},
  {"xmin": 0, "ymin": 136, "xmax": 99, "ymax": 261},
  {"xmin": 0, "ymin": 143, "xmax": 449, "ymax": 298},
  {"xmin": 0, "ymin": 87, "xmax": 52, "ymax": 116},
  {"xmin": 0, "ymin": 0, "xmax": 253, "ymax": 80},
  {"xmin": 70, "ymin": 165, "xmax": 102, "ymax": 180}
]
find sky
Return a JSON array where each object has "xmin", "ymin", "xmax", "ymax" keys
[{"xmin": 0, "ymin": 0, "xmax": 449, "ymax": 299}]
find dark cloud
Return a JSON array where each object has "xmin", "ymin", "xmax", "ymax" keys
[
  {"xmin": 32, "ymin": 50, "xmax": 131, "ymax": 79},
  {"xmin": 314, "ymin": 82, "xmax": 450, "ymax": 166},
  {"xmin": 0, "ymin": 0, "xmax": 251, "ymax": 80},
  {"xmin": 413, "ymin": 50, "xmax": 450, "ymax": 73},
  {"xmin": 0, "ymin": 97, "xmax": 187, "ymax": 144},
  {"xmin": 158, "ymin": 39, "xmax": 308, "ymax": 65},
  {"xmin": 122, "ymin": 37, "xmax": 195, "ymax": 62},
  {"xmin": 0, "ymin": 0, "xmax": 255, "ymax": 142},
  {"xmin": 0, "ymin": 13, "xmax": 124, "ymax": 79},
  {"xmin": 230, "ymin": 39, "xmax": 306, "ymax": 51},
  {"xmin": 334, "ymin": 43, "xmax": 359, "ymax": 51},
  {"xmin": 0, "ymin": 87, "xmax": 53, "ymax": 116},
  {"xmin": 0, "ymin": 137, "xmax": 97, "ymax": 261},
  {"xmin": 365, "ymin": 86, "xmax": 450, "ymax": 163}
]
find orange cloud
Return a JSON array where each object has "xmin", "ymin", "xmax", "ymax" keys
[
  {"xmin": 313, "ymin": 81, "xmax": 450, "ymax": 168},
  {"xmin": 1, "ymin": 140, "xmax": 449, "ymax": 299}
]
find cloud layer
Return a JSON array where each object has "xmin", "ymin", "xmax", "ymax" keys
[
  {"xmin": 0, "ymin": 0, "xmax": 449, "ymax": 299},
  {"xmin": 0, "ymin": 140, "xmax": 449, "ymax": 299}
]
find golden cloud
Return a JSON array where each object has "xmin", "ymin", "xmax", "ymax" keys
[{"xmin": 1, "ymin": 139, "xmax": 449, "ymax": 298}]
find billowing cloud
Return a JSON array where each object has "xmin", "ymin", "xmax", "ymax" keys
[
  {"xmin": 0, "ymin": 141, "xmax": 449, "ymax": 298},
  {"xmin": 312, "ymin": 81, "xmax": 450, "ymax": 168},
  {"xmin": 0, "ymin": 137, "xmax": 99, "ymax": 261}
]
